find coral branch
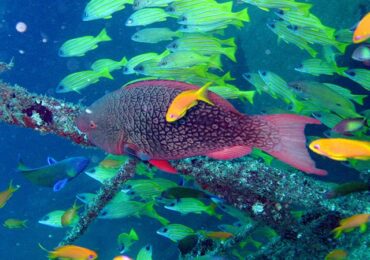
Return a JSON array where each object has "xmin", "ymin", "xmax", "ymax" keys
[{"xmin": 59, "ymin": 158, "xmax": 137, "ymax": 245}]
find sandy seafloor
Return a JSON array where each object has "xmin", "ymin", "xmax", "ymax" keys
[{"xmin": 0, "ymin": 0, "xmax": 369, "ymax": 259}]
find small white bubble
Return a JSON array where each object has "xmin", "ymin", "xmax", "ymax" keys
[
  {"xmin": 16, "ymin": 22, "xmax": 27, "ymax": 33},
  {"xmin": 265, "ymin": 49, "xmax": 271, "ymax": 55},
  {"xmin": 19, "ymin": 49, "xmax": 25, "ymax": 54},
  {"xmin": 85, "ymin": 108, "xmax": 92, "ymax": 114}
]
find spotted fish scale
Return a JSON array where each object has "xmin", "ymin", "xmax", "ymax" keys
[{"xmin": 76, "ymin": 80, "xmax": 326, "ymax": 175}]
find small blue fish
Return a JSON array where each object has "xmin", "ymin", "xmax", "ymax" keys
[{"xmin": 17, "ymin": 156, "xmax": 89, "ymax": 192}]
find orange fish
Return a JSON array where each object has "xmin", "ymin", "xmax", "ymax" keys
[
  {"xmin": 39, "ymin": 244, "xmax": 97, "ymax": 260},
  {"xmin": 353, "ymin": 12, "xmax": 370, "ymax": 43},
  {"xmin": 0, "ymin": 180, "xmax": 20, "ymax": 208},
  {"xmin": 309, "ymin": 138, "xmax": 370, "ymax": 161},
  {"xmin": 166, "ymin": 82, "xmax": 214, "ymax": 122},
  {"xmin": 332, "ymin": 213, "xmax": 370, "ymax": 238},
  {"xmin": 325, "ymin": 249, "xmax": 348, "ymax": 260},
  {"xmin": 204, "ymin": 231, "xmax": 233, "ymax": 241},
  {"xmin": 61, "ymin": 201, "xmax": 82, "ymax": 227}
]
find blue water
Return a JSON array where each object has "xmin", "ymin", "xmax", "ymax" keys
[{"xmin": 0, "ymin": 0, "xmax": 369, "ymax": 259}]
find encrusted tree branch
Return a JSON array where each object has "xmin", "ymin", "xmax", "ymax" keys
[
  {"xmin": 0, "ymin": 81, "xmax": 92, "ymax": 146},
  {"xmin": 59, "ymin": 158, "xmax": 137, "ymax": 246}
]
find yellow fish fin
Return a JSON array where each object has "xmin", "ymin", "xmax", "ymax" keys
[
  {"xmin": 196, "ymin": 82, "xmax": 214, "ymax": 106},
  {"xmin": 327, "ymin": 155, "xmax": 348, "ymax": 161},
  {"xmin": 359, "ymin": 223, "xmax": 367, "ymax": 233},
  {"xmin": 331, "ymin": 227, "xmax": 342, "ymax": 238},
  {"xmin": 353, "ymin": 156, "xmax": 370, "ymax": 160}
]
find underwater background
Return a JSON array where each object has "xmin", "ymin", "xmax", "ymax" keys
[{"xmin": 0, "ymin": 0, "xmax": 369, "ymax": 259}]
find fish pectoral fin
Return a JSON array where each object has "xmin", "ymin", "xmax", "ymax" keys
[
  {"xmin": 207, "ymin": 146, "xmax": 252, "ymax": 160},
  {"xmin": 353, "ymin": 156, "xmax": 370, "ymax": 160},
  {"xmin": 148, "ymin": 160, "xmax": 177, "ymax": 174},
  {"xmin": 359, "ymin": 223, "xmax": 367, "ymax": 233},
  {"xmin": 53, "ymin": 178, "xmax": 69, "ymax": 192},
  {"xmin": 327, "ymin": 155, "xmax": 348, "ymax": 161}
]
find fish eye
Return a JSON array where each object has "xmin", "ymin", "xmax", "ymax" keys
[
  {"xmin": 171, "ymin": 43, "xmax": 178, "ymax": 49},
  {"xmin": 180, "ymin": 16, "xmax": 187, "ymax": 21},
  {"xmin": 135, "ymin": 65, "xmax": 144, "ymax": 72},
  {"xmin": 100, "ymin": 211, "xmax": 107, "ymax": 216},
  {"xmin": 42, "ymin": 216, "xmax": 50, "ymax": 221},
  {"xmin": 260, "ymin": 71, "xmax": 267, "ymax": 76},
  {"xmin": 269, "ymin": 23, "xmax": 275, "ymax": 29},
  {"xmin": 166, "ymin": 6, "xmax": 174, "ymax": 12},
  {"xmin": 169, "ymin": 202, "xmax": 175, "ymax": 207},
  {"xmin": 161, "ymin": 61, "xmax": 168, "ymax": 66},
  {"xmin": 182, "ymin": 25, "xmax": 188, "ymax": 29},
  {"xmin": 123, "ymin": 67, "xmax": 128, "ymax": 72},
  {"xmin": 296, "ymin": 64, "xmax": 303, "ymax": 69},
  {"xmin": 162, "ymin": 228, "xmax": 168, "ymax": 233},
  {"xmin": 243, "ymin": 73, "xmax": 251, "ymax": 79},
  {"xmin": 89, "ymin": 120, "xmax": 97, "ymax": 129},
  {"xmin": 146, "ymin": 245, "xmax": 151, "ymax": 250},
  {"xmin": 133, "ymin": 34, "xmax": 138, "ymax": 39},
  {"xmin": 346, "ymin": 70, "xmax": 356, "ymax": 76},
  {"xmin": 277, "ymin": 9, "xmax": 284, "ymax": 15},
  {"xmin": 88, "ymin": 255, "xmax": 95, "ymax": 259},
  {"xmin": 313, "ymin": 144, "xmax": 320, "ymax": 150}
]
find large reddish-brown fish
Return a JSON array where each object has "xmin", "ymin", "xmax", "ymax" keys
[{"xmin": 76, "ymin": 80, "xmax": 326, "ymax": 175}]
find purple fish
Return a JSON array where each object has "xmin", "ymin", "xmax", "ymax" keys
[{"xmin": 76, "ymin": 80, "xmax": 326, "ymax": 175}]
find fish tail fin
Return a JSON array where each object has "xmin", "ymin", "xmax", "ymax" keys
[
  {"xmin": 96, "ymin": 28, "xmax": 112, "ymax": 42},
  {"xmin": 306, "ymin": 46, "xmax": 318, "ymax": 58},
  {"xmin": 17, "ymin": 157, "xmax": 30, "ymax": 171},
  {"xmin": 206, "ymin": 203, "xmax": 223, "ymax": 220},
  {"xmin": 119, "ymin": 56, "xmax": 128, "ymax": 66},
  {"xmin": 335, "ymin": 42, "xmax": 349, "ymax": 54},
  {"xmin": 129, "ymin": 228, "xmax": 139, "ymax": 240},
  {"xmin": 295, "ymin": 3, "xmax": 312, "ymax": 15},
  {"xmin": 351, "ymin": 94, "xmax": 367, "ymax": 105},
  {"xmin": 222, "ymin": 46, "xmax": 237, "ymax": 62},
  {"xmin": 38, "ymin": 243, "xmax": 54, "ymax": 258},
  {"xmin": 220, "ymin": 37, "xmax": 236, "ymax": 47},
  {"xmin": 290, "ymin": 99, "xmax": 305, "ymax": 113},
  {"xmin": 99, "ymin": 68, "xmax": 114, "ymax": 80},
  {"xmin": 197, "ymin": 82, "xmax": 214, "ymax": 105},
  {"xmin": 208, "ymin": 54, "xmax": 223, "ymax": 71},
  {"xmin": 8, "ymin": 180, "xmax": 20, "ymax": 192},
  {"xmin": 143, "ymin": 201, "xmax": 170, "ymax": 225},
  {"xmin": 251, "ymin": 114, "xmax": 327, "ymax": 175},
  {"xmin": 331, "ymin": 227, "xmax": 343, "ymax": 238},
  {"xmin": 234, "ymin": 8, "xmax": 250, "ymax": 22},
  {"xmin": 239, "ymin": 90, "xmax": 255, "ymax": 104},
  {"xmin": 193, "ymin": 65, "xmax": 208, "ymax": 78},
  {"xmin": 336, "ymin": 66, "xmax": 349, "ymax": 76},
  {"xmin": 221, "ymin": 71, "xmax": 235, "ymax": 82}
]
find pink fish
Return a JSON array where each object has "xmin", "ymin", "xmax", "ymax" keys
[{"xmin": 76, "ymin": 80, "xmax": 326, "ymax": 175}]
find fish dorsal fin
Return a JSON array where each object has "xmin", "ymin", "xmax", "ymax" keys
[
  {"xmin": 47, "ymin": 157, "xmax": 57, "ymax": 165},
  {"xmin": 17, "ymin": 157, "xmax": 30, "ymax": 171}
]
